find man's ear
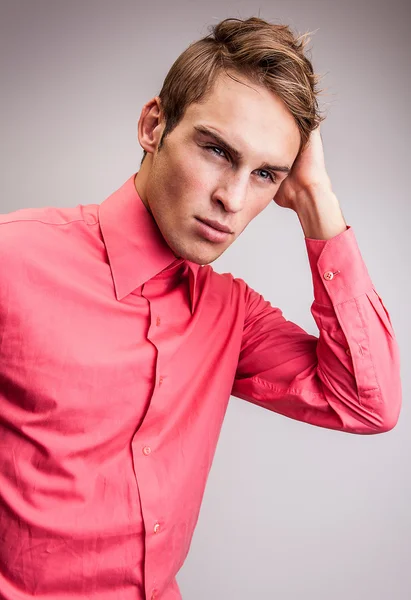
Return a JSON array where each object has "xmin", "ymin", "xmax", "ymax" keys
[{"xmin": 137, "ymin": 96, "xmax": 165, "ymax": 155}]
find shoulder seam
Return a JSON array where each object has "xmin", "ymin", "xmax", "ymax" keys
[{"xmin": 0, "ymin": 217, "xmax": 99, "ymax": 227}]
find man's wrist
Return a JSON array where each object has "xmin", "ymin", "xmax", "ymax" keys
[{"xmin": 294, "ymin": 184, "xmax": 347, "ymax": 240}]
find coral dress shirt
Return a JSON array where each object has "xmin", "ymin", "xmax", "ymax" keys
[{"xmin": 0, "ymin": 174, "xmax": 401, "ymax": 600}]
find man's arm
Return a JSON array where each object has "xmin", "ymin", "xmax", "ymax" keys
[
  {"xmin": 231, "ymin": 127, "xmax": 402, "ymax": 433},
  {"xmin": 232, "ymin": 225, "xmax": 401, "ymax": 434}
]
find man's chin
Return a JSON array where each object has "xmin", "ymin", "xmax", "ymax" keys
[{"xmin": 170, "ymin": 243, "xmax": 223, "ymax": 266}]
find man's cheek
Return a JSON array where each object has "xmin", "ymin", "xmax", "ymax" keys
[{"xmin": 184, "ymin": 169, "xmax": 212, "ymax": 197}]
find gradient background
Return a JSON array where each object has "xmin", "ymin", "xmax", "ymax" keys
[{"xmin": 0, "ymin": 1, "xmax": 410, "ymax": 598}]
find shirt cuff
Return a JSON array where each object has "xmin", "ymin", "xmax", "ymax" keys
[{"xmin": 305, "ymin": 225, "xmax": 374, "ymax": 306}]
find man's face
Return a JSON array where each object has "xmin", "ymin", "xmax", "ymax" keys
[{"xmin": 140, "ymin": 72, "xmax": 301, "ymax": 265}]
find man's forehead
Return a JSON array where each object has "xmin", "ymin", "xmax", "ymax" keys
[{"xmin": 178, "ymin": 73, "xmax": 300, "ymax": 163}]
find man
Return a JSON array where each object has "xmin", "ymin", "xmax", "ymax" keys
[{"xmin": 0, "ymin": 16, "xmax": 401, "ymax": 600}]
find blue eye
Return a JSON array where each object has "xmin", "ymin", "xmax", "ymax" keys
[{"xmin": 257, "ymin": 170, "xmax": 276, "ymax": 183}]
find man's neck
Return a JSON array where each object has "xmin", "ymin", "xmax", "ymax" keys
[{"xmin": 134, "ymin": 159, "xmax": 151, "ymax": 213}]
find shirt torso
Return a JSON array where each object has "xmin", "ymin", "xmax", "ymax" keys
[{"xmin": 0, "ymin": 178, "xmax": 247, "ymax": 600}]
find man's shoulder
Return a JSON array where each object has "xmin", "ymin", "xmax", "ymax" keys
[
  {"xmin": 0, "ymin": 203, "xmax": 99, "ymax": 229},
  {"xmin": 0, "ymin": 202, "xmax": 100, "ymax": 264}
]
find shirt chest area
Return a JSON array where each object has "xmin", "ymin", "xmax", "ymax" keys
[{"xmin": 0, "ymin": 266, "xmax": 243, "ymax": 423}]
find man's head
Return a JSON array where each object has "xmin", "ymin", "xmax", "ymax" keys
[{"xmin": 135, "ymin": 17, "xmax": 323, "ymax": 265}]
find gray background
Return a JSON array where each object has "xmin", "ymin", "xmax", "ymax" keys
[{"xmin": 1, "ymin": 0, "xmax": 410, "ymax": 598}]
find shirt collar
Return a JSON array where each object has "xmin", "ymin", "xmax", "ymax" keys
[{"xmin": 98, "ymin": 173, "xmax": 200, "ymax": 313}]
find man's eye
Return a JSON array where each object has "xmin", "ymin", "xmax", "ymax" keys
[
  {"xmin": 206, "ymin": 145, "xmax": 227, "ymax": 158},
  {"xmin": 257, "ymin": 170, "xmax": 276, "ymax": 183}
]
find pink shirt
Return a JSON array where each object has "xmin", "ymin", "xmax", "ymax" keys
[{"xmin": 0, "ymin": 174, "xmax": 401, "ymax": 599}]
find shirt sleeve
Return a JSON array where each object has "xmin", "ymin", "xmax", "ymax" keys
[{"xmin": 231, "ymin": 226, "xmax": 402, "ymax": 434}]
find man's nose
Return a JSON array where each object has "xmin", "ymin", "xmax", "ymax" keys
[{"xmin": 211, "ymin": 173, "xmax": 248, "ymax": 213}]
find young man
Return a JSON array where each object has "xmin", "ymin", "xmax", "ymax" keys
[{"xmin": 0, "ymin": 16, "xmax": 401, "ymax": 600}]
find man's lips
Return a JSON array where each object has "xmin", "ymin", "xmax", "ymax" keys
[
  {"xmin": 194, "ymin": 218, "xmax": 233, "ymax": 243},
  {"xmin": 196, "ymin": 218, "xmax": 233, "ymax": 234}
]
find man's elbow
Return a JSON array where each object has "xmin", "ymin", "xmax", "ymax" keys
[
  {"xmin": 373, "ymin": 395, "xmax": 402, "ymax": 434},
  {"xmin": 379, "ymin": 411, "xmax": 401, "ymax": 433}
]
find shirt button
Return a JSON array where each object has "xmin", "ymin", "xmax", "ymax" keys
[
  {"xmin": 159, "ymin": 376, "xmax": 164, "ymax": 386},
  {"xmin": 142, "ymin": 446, "xmax": 152, "ymax": 456},
  {"xmin": 323, "ymin": 271, "xmax": 334, "ymax": 281},
  {"xmin": 151, "ymin": 590, "xmax": 158, "ymax": 600},
  {"xmin": 346, "ymin": 348, "xmax": 351, "ymax": 356},
  {"xmin": 154, "ymin": 522, "xmax": 161, "ymax": 534},
  {"xmin": 156, "ymin": 316, "xmax": 161, "ymax": 326}
]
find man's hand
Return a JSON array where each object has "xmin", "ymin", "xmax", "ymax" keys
[
  {"xmin": 274, "ymin": 126, "xmax": 331, "ymax": 210},
  {"xmin": 274, "ymin": 126, "xmax": 347, "ymax": 240}
]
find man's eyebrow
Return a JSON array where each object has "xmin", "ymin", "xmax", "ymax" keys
[{"xmin": 194, "ymin": 125, "xmax": 291, "ymax": 173}]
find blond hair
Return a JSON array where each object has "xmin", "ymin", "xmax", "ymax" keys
[{"xmin": 142, "ymin": 17, "xmax": 324, "ymax": 161}]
